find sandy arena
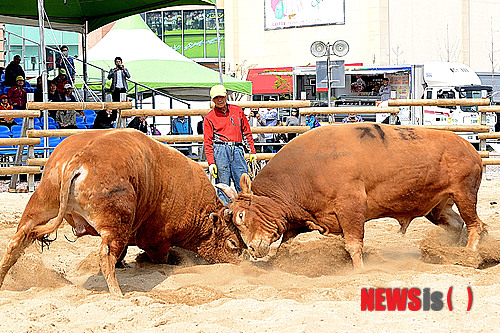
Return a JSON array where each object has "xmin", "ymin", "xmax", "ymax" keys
[{"xmin": 0, "ymin": 177, "xmax": 498, "ymax": 332}]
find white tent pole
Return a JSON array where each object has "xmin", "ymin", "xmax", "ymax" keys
[
  {"xmin": 37, "ymin": 0, "xmax": 48, "ymax": 103},
  {"xmin": 83, "ymin": 21, "xmax": 88, "ymax": 101},
  {"xmin": 214, "ymin": 0, "xmax": 223, "ymax": 85}
]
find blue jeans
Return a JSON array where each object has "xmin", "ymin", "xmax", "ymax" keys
[{"xmin": 214, "ymin": 144, "xmax": 248, "ymax": 204}]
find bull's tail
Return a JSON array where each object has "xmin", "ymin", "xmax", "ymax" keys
[
  {"xmin": 32, "ymin": 164, "xmax": 81, "ymax": 238},
  {"xmin": 0, "ymin": 161, "xmax": 81, "ymax": 288}
]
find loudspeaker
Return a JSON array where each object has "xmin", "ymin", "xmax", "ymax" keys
[
  {"xmin": 310, "ymin": 41, "xmax": 328, "ymax": 57},
  {"xmin": 332, "ymin": 40, "xmax": 349, "ymax": 57}
]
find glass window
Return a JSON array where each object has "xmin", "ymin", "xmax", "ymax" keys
[
  {"xmin": 206, "ymin": 34, "xmax": 225, "ymax": 58},
  {"xmin": 205, "ymin": 9, "xmax": 224, "ymax": 33},
  {"xmin": 183, "ymin": 34, "xmax": 205, "ymax": 58},
  {"xmin": 145, "ymin": 12, "xmax": 162, "ymax": 37},
  {"xmin": 163, "ymin": 11, "xmax": 182, "ymax": 33},
  {"xmin": 183, "ymin": 10, "xmax": 204, "ymax": 33}
]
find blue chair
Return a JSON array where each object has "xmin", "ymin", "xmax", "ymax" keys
[
  {"xmin": 34, "ymin": 118, "xmax": 42, "ymax": 127},
  {"xmin": 0, "ymin": 73, "xmax": 5, "ymax": 82},
  {"xmin": 4, "ymin": 87, "xmax": 10, "ymax": 94},
  {"xmin": 48, "ymin": 137, "xmax": 61, "ymax": 148},
  {"xmin": 10, "ymin": 125, "xmax": 22, "ymax": 138},
  {"xmin": 85, "ymin": 114, "xmax": 96, "ymax": 126},
  {"xmin": 83, "ymin": 109, "xmax": 95, "ymax": 116},
  {"xmin": 48, "ymin": 123, "xmax": 58, "ymax": 129},
  {"xmin": 33, "ymin": 125, "xmax": 42, "ymax": 130},
  {"xmin": 14, "ymin": 118, "xmax": 23, "ymax": 125},
  {"xmin": 77, "ymin": 123, "xmax": 87, "ymax": 129},
  {"xmin": 0, "ymin": 125, "xmax": 11, "ymax": 135},
  {"xmin": 76, "ymin": 117, "xmax": 86, "ymax": 125}
]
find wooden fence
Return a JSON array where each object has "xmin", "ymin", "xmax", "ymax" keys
[{"xmin": 0, "ymin": 98, "xmax": 499, "ymax": 192}]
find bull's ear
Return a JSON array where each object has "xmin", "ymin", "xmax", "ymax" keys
[
  {"xmin": 209, "ymin": 212, "xmax": 222, "ymax": 231},
  {"xmin": 240, "ymin": 173, "xmax": 253, "ymax": 195}
]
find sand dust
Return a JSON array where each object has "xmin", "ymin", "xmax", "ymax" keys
[{"xmin": 0, "ymin": 179, "xmax": 499, "ymax": 332}]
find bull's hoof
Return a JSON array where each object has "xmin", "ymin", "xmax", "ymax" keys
[{"xmin": 115, "ymin": 260, "xmax": 130, "ymax": 269}]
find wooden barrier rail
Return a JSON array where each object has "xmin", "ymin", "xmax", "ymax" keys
[
  {"xmin": 482, "ymin": 159, "xmax": 500, "ymax": 165},
  {"xmin": 27, "ymin": 126, "xmax": 311, "ymax": 138},
  {"xmin": 0, "ymin": 166, "xmax": 41, "ymax": 176},
  {"xmin": 0, "ymin": 138, "xmax": 41, "ymax": 146},
  {"xmin": 27, "ymin": 153, "xmax": 277, "ymax": 168},
  {"xmin": 388, "ymin": 98, "xmax": 490, "ymax": 106},
  {"xmin": 26, "ymin": 101, "xmax": 133, "ymax": 111},
  {"xmin": 478, "ymin": 132, "xmax": 500, "ymax": 139},
  {"xmin": 230, "ymin": 100, "xmax": 311, "ymax": 108},
  {"xmin": 121, "ymin": 109, "xmax": 210, "ymax": 117},
  {"xmin": 299, "ymin": 107, "xmax": 399, "ymax": 115},
  {"xmin": 478, "ymin": 106, "xmax": 500, "ymax": 113},
  {"xmin": 0, "ymin": 110, "xmax": 40, "ymax": 118}
]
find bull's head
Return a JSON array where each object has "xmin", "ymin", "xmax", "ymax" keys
[
  {"xmin": 201, "ymin": 209, "xmax": 245, "ymax": 265},
  {"xmin": 217, "ymin": 174, "xmax": 284, "ymax": 259}
]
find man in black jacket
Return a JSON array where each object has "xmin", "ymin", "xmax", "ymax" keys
[{"xmin": 4, "ymin": 55, "xmax": 25, "ymax": 87}]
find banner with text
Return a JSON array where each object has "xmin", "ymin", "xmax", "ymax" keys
[{"xmin": 265, "ymin": 0, "xmax": 345, "ymax": 30}]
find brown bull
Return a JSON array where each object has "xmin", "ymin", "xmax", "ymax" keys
[
  {"xmin": 0, "ymin": 129, "xmax": 243, "ymax": 296},
  {"xmin": 219, "ymin": 123, "xmax": 485, "ymax": 268}
]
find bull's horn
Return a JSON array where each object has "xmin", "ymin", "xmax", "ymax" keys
[{"xmin": 214, "ymin": 183, "xmax": 237, "ymax": 201}]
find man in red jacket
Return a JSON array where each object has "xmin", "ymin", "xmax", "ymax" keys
[{"xmin": 204, "ymin": 85, "xmax": 257, "ymax": 204}]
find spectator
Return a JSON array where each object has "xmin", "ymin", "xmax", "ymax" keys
[
  {"xmin": 260, "ymin": 106, "xmax": 278, "ymax": 153},
  {"xmin": 285, "ymin": 108, "xmax": 300, "ymax": 141},
  {"xmin": 197, "ymin": 118, "xmax": 204, "ymax": 134},
  {"xmin": 247, "ymin": 108, "xmax": 264, "ymax": 152},
  {"xmin": 8, "ymin": 76, "xmax": 27, "ymax": 110},
  {"xmin": 0, "ymin": 94, "xmax": 17, "ymax": 129},
  {"xmin": 56, "ymin": 84, "xmax": 84, "ymax": 129},
  {"xmin": 34, "ymin": 76, "xmax": 43, "ymax": 102},
  {"xmin": 342, "ymin": 113, "xmax": 364, "ymax": 123},
  {"xmin": 4, "ymin": 55, "xmax": 25, "ymax": 87},
  {"xmin": 93, "ymin": 109, "xmax": 117, "ymax": 129},
  {"xmin": 56, "ymin": 45, "xmax": 76, "ymax": 83},
  {"xmin": 274, "ymin": 119, "xmax": 288, "ymax": 151},
  {"xmin": 150, "ymin": 124, "xmax": 161, "ymax": 135},
  {"xmin": 172, "ymin": 115, "xmax": 193, "ymax": 156},
  {"xmin": 53, "ymin": 69, "xmax": 69, "ymax": 95},
  {"xmin": 305, "ymin": 115, "xmax": 320, "ymax": 129},
  {"xmin": 172, "ymin": 116, "xmax": 192, "ymax": 135},
  {"xmin": 203, "ymin": 84, "xmax": 257, "ymax": 204},
  {"xmin": 127, "ymin": 116, "xmax": 148, "ymax": 133},
  {"xmin": 370, "ymin": 84, "xmax": 380, "ymax": 96},
  {"xmin": 108, "ymin": 56, "xmax": 130, "ymax": 102},
  {"xmin": 47, "ymin": 80, "xmax": 61, "ymax": 119},
  {"xmin": 379, "ymin": 78, "xmax": 392, "ymax": 101}
]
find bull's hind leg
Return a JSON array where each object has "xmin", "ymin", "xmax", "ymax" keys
[
  {"xmin": 452, "ymin": 193, "xmax": 484, "ymax": 251},
  {"xmin": 98, "ymin": 230, "xmax": 128, "ymax": 296},
  {"xmin": 0, "ymin": 211, "xmax": 58, "ymax": 288}
]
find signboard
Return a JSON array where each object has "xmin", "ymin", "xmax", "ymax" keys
[
  {"xmin": 265, "ymin": 0, "xmax": 345, "ymax": 30},
  {"xmin": 316, "ymin": 60, "xmax": 345, "ymax": 91}
]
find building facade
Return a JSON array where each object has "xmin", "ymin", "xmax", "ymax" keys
[{"xmin": 223, "ymin": 0, "xmax": 500, "ymax": 73}]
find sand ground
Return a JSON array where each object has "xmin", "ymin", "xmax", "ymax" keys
[{"xmin": 0, "ymin": 179, "xmax": 498, "ymax": 332}]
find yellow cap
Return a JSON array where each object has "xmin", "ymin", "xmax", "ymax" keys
[
  {"xmin": 16, "ymin": 76, "xmax": 24, "ymax": 81},
  {"xmin": 210, "ymin": 84, "xmax": 227, "ymax": 99}
]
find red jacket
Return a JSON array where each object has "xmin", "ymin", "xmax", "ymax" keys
[
  {"xmin": 7, "ymin": 86, "xmax": 27, "ymax": 108},
  {"xmin": 203, "ymin": 104, "xmax": 256, "ymax": 165}
]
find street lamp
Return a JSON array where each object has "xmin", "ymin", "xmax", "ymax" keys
[{"xmin": 310, "ymin": 40, "xmax": 349, "ymax": 107}]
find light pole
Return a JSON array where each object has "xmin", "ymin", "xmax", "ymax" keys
[{"xmin": 310, "ymin": 40, "xmax": 349, "ymax": 107}]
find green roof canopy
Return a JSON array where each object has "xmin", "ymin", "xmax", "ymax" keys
[{"xmin": 0, "ymin": 0, "xmax": 215, "ymax": 32}]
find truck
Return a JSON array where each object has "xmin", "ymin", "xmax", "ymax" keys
[{"xmin": 328, "ymin": 61, "xmax": 497, "ymax": 147}]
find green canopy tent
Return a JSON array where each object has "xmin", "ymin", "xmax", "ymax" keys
[
  {"xmin": 79, "ymin": 15, "xmax": 251, "ymax": 101},
  {"xmin": 0, "ymin": 0, "xmax": 215, "ymax": 32}
]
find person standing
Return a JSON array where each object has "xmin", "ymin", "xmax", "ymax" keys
[
  {"xmin": 379, "ymin": 78, "xmax": 392, "ymax": 101},
  {"xmin": 4, "ymin": 55, "xmax": 25, "ymax": 87},
  {"xmin": 203, "ymin": 84, "xmax": 257, "ymax": 204},
  {"xmin": 285, "ymin": 108, "xmax": 300, "ymax": 141},
  {"xmin": 108, "ymin": 57, "xmax": 130, "ymax": 102},
  {"xmin": 260, "ymin": 106, "xmax": 278, "ymax": 153},
  {"xmin": 172, "ymin": 115, "xmax": 193, "ymax": 156},
  {"xmin": 56, "ymin": 45, "xmax": 76, "ymax": 84},
  {"xmin": 7, "ymin": 76, "xmax": 27, "ymax": 110}
]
